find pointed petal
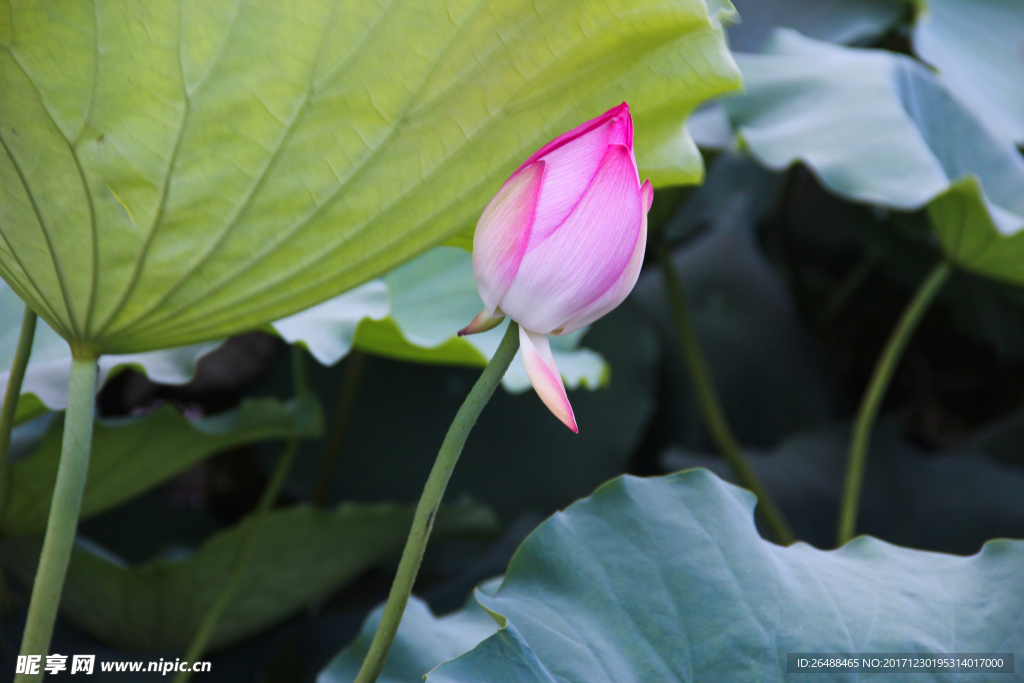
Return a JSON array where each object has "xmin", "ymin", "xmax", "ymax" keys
[
  {"xmin": 519, "ymin": 327, "xmax": 578, "ymax": 433},
  {"xmin": 517, "ymin": 103, "xmax": 630, "ymax": 172},
  {"xmin": 472, "ymin": 161, "xmax": 545, "ymax": 313},
  {"xmin": 499, "ymin": 145, "xmax": 643, "ymax": 334},
  {"xmin": 458, "ymin": 308, "xmax": 505, "ymax": 336},
  {"xmin": 606, "ymin": 109, "xmax": 634, "ymax": 149},
  {"xmin": 641, "ymin": 178, "xmax": 653, "ymax": 212}
]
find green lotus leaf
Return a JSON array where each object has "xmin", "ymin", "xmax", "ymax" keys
[
  {"xmin": 428, "ymin": 470, "xmax": 1024, "ymax": 681},
  {"xmin": 319, "ymin": 578, "xmax": 502, "ymax": 683},
  {"xmin": 724, "ymin": 30, "xmax": 1024, "ymax": 284},
  {"xmin": 928, "ymin": 177, "xmax": 1024, "ymax": 287},
  {"xmin": 0, "ymin": 0, "xmax": 740, "ymax": 356},
  {"xmin": 0, "ymin": 396, "xmax": 321, "ymax": 537},
  {"xmin": 4, "ymin": 499, "xmax": 496, "ymax": 652},
  {"xmin": 663, "ymin": 420, "xmax": 1024, "ymax": 554},
  {"xmin": 728, "ymin": 0, "xmax": 906, "ymax": 52},
  {"xmin": 913, "ymin": 0, "xmax": 1024, "ymax": 144},
  {"xmin": 726, "ymin": 31, "xmax": 1024, "ymax": 224}
]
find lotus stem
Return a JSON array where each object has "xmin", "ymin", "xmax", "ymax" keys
[
  {"xmin": 174, "ymin": 346, "xmax": 310, "ymax": 683},
  {"xmin": 173, "ymin": 438, "xmax": 299, "ymax": 682},
  {"xmin": 16, "ymin": 354, "xmax": 97, "ymax": 682},
  {"xmin": 1, "ymin": 307, "xmax": 38, "ymax": 502},
  {"xmin": 354, "ymin": 321, "xmax": 520, "ymax": 683},
  {"xmin": 656, "ymin": 245, "xmax": 796, "ymax": 546},
  {"xmin": 312, "ymin": 351, "xmax": 366, "ymax": 508},
  {"xmin": 837, "ymin": 260, "xmax": 951, "ymax": 545}
]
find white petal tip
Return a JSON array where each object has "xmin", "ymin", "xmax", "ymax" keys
[
  {"xmin": 519, "ymin": 327, "xmax": 578, "ymax": 433},
  {"xmin": 541, "ymin": 385, "xmax": 578, "ymax": 433}
]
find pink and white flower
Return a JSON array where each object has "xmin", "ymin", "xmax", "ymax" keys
[{"xmin": 460, "ymin": 103, "xmax": 653, "ymax": 432}]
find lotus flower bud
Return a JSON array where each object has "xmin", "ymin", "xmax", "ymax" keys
[{"xmin": 460, "ymin": 103, "xmax": 653, "ymax": 432}]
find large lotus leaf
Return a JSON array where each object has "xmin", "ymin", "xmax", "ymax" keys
[
  {"xmin": 913, "ymin": 0, "xmax": 1024, "ymax": 144},
  {"xmin": 0, "ymin": 0, "xmax": 740, "ymax": 356},
  {"xmin": 726, "ymin": 30, "xmax": 1024, "ymax": 225},
  {"xmin": 1, "ymin": 279, "xmax": 221, "ymax": 426},
  {"xmin": 271, "ymin": 247, "xmax": 608, "ymax": 392},
  {"xmin": 724, "ymin": 30, "xmax": 1024, "ymax": 284},
  {"xmin": 319, "ymin": 578, "xmax": 502, "ymax": 683},
  {"xmin": 0, "ymin": 396, "xmax": 320, "ymax": 537},
  {"xmin": 3, "ymin": 499, "xmax": 497, "ymax": 652},
  {"xmin": 662, "ymin": 420, "xmax": 1024, "ymax": 554},
  {"xmin": 727, "ymin": 0, "xmax": 906, "ymax": 52},
  {"xmin": 428, "ymin": 470, "xmax": 1024, "ymax": 681}
]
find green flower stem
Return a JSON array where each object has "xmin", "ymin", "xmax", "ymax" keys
[
  {"xmin": 312, "ymin": 351, "xmax": 366, "ymax": 508},
  {"xmin": 0, "ymin": 307, "xmax": 38, "ymax": 493},
  {"xmin": 16, "ymin": 354, "xmax": 97, "ymax": 682},
  {"xmin": 355, "ymin": 321, "xmax": 520, "ymax": 683},
  {"xmin": 0, "ymin": 307, "xmax": 37, "ymax": 613},
  {"xmin": 837, "ymin": 260, "xmax": 951, "ymax": 545},
  {"xmin": 174, "ymin": 347, "xmax": 310, "ymax": 683},
  {"xmin": 173, "ymin": 440, "xmax": 299, "ymax": 682},
  {"xmin": 656, "ymin": 245, "xmax": 796, "ymax": 546}
]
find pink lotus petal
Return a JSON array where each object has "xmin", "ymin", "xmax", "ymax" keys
[
  {"xmin": 642, "ymin": 178, "xmax": 653, "ymax": 212},
  {"xmin": 458, "ymin": 308, "xmax": 505, "ymax": 336},
  {"xmin": 519, "ymin": 326, "xmax": 577, "ymax": 433},
  {"xmin": 606, "ymin": 110, "xmax": 633, "ymax": 149},
  {"xmin": 557, "ymin": 179, "xmax": 651, "ymax": 335},
  {"xmin": 497, "ymin": 145, "xmax": 642, "ymax": 334},
  {"xmin": 517, "ymin": 103, "xmax": 630, "ymax": 173},
  {"xmin": 472, "ymin": 161, "xmax": 545, "ymax": 314},
  {"xmin": 528, "ymin": 118, "xmax": 616, "ymax": 246}
]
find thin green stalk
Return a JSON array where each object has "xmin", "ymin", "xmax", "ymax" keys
[
  {"xmin": 355, "ymin": 321, "xmax": 520, "ymax": 683},
  {"xmin": 0, "ymin": 307, "xmax": 37, "ymax": 614},
  {"xmin": 290, "ymin": 344, "xmax": 310, "ymax": 399},
  {"xmin": 312, "ymin": 351, "xmax": 365, "ymax": 508},
  {"xmin": 173, "ymin": 441, "xmax": 299, "ymax": 682},
  {"xmin": 656, "ymin": 245, "xmax": 796, "ymax": 546},
  {"xmin": 0, "ymin": 307, "xmax": 38, "ymax": 493},
  {"xmin": 837, "ymin": 260, "xmax": 951, "ymax": 545},
  {"xmin": 16, "ymin": 355, "xmax": 97, "ymax": 682},
  {"xmin": 174, "ymin": 347, "xmax": 310, "ymax": 683}
]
